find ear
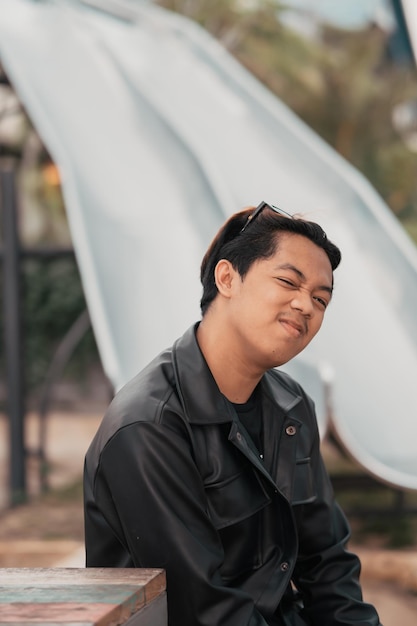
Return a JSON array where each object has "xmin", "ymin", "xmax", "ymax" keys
[{"xmin": 214, "ymin": 259, "xmax": 237, "ymax": 299}]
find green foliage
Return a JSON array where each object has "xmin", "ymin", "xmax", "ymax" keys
[
  {"xmin": 351, "ymin": 514, "xmax": 417, "ymax": 549},
  {"xmin": 16, "ymin": 257, "xmax": 99, "ymax": 396},
  {"xmin": 332, "ymin": 478, "xmax": 417, "ymax": 548}
]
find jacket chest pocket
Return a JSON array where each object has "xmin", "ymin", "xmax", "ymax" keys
[
  {"xmin": 204, "ymin": 464, "xmax": 271, "ymax": 529},
  {"xmin": 204, "ymin": 465, "xmax": 272, "ymax": 580}
]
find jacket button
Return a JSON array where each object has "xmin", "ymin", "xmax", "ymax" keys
[
  {"xmin": 280, "ymin": 561, "xmax": 289, "ymax": 572},
  {"xmin": 285, "ymin": 425, "xmax": 296, "ymax": 436},
  {"xmin": 236, "ymin": 432, "xmax": 242, "ymax": 441}
]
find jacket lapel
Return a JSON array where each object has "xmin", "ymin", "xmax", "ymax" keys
[{"xmin": 228, "ymin": 420, "xmax": 278, "ymax": 490}]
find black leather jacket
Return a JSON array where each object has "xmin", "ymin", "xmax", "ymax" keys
[{"xmin": 84, "ymin": 324, "xmax": 381, "ymax": 626}]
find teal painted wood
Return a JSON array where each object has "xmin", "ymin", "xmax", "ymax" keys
[{"xmin": 0, "ymin": 568, "xmax": 166, "ymax": 625}]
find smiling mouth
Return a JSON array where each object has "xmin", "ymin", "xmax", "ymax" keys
[{"xmin": 279, "ymin": 318, "xmax": 305, "ymax": 337}]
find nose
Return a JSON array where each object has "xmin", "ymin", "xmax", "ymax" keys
[{"xmin": 290, "ymin": 289, "xmax": 314, "ymax": 317}]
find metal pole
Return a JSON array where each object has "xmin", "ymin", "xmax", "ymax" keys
[{"xmin": 1, "ymin": 163, "xmax": 26, "ymax": 505}]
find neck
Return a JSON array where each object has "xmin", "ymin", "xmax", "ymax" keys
[{"xmin": 196, "ymin": 316, "xmax": 262, "ymax": 404}]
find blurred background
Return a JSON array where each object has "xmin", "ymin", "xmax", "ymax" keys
[{"xmin": 1, "ymin": 1, "xmax": 417, "ymax": 622}]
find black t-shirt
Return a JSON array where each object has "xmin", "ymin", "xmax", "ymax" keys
[{"xmin": 232, "ymin": 387, "xmax": 263, "ymax": 458}]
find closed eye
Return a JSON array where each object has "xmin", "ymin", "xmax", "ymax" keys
[
  {"xmin": 277, "ymin": 278, "xmax": 296, "ymax": 287},
  {"xmin": 313, "ymin": 296, "xmax": 329, "ymax": 309}
]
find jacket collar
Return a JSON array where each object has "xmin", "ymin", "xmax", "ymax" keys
[{"xmin": 172, "ymin": 324, "xmax": 303, "ymax": 425}]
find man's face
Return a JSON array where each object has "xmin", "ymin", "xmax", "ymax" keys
[{"xmin": 225, "ymin": 232, "xmax": 334, "ymax": 372}]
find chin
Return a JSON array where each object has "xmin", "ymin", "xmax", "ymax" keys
[
  {"xmin": 267, "ymin": 354, "xmax": 290, "ymax": 370},
  {"xmin": 270, "ymin": 347, "xmax": 303, "ymax": 369}
]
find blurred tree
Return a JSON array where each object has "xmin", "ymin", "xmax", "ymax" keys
[{"xmin": 302, "ymin": 24, "xmax": 417, "ymax": 224}]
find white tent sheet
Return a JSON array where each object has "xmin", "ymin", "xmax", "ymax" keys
[{"xmin": 1, "ymin": 0, "xmax": 417, "ymax": 489}]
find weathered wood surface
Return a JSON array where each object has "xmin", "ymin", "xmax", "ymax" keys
[{"xmin": 0, "ymin": 568, "xmax": 166, "ymax": 625}]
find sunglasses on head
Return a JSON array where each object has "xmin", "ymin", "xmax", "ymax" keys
[{"xmin": 240, "ymin": 201, "xmax": 293, "ymax": 234}]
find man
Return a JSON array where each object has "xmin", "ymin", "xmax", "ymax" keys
[{"xmin": 84, "ymin": 202, "xmax": 382, "ymax": 626}]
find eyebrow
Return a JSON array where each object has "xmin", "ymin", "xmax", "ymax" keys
[{"xmin": 275, "ymin": 263, "xmax": 334, "ymax": 295}]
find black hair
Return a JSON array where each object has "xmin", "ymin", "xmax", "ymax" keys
[{"xmin": 200, "ymin": 206, "xmax": 341, "ymax": 315}]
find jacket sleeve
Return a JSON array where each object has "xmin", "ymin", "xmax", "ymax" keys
[
  {"xmin": 92, "ymin": 418, "xmax": 269, "ymax": 626},
  {"xmin": 291, "ymin": 399, "xmax": 383, "ymax": 626}
]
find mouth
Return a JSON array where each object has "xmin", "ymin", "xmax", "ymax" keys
[{"xmin": 279, "ymin": 317, "xmax": 306, "ymax": 338}]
